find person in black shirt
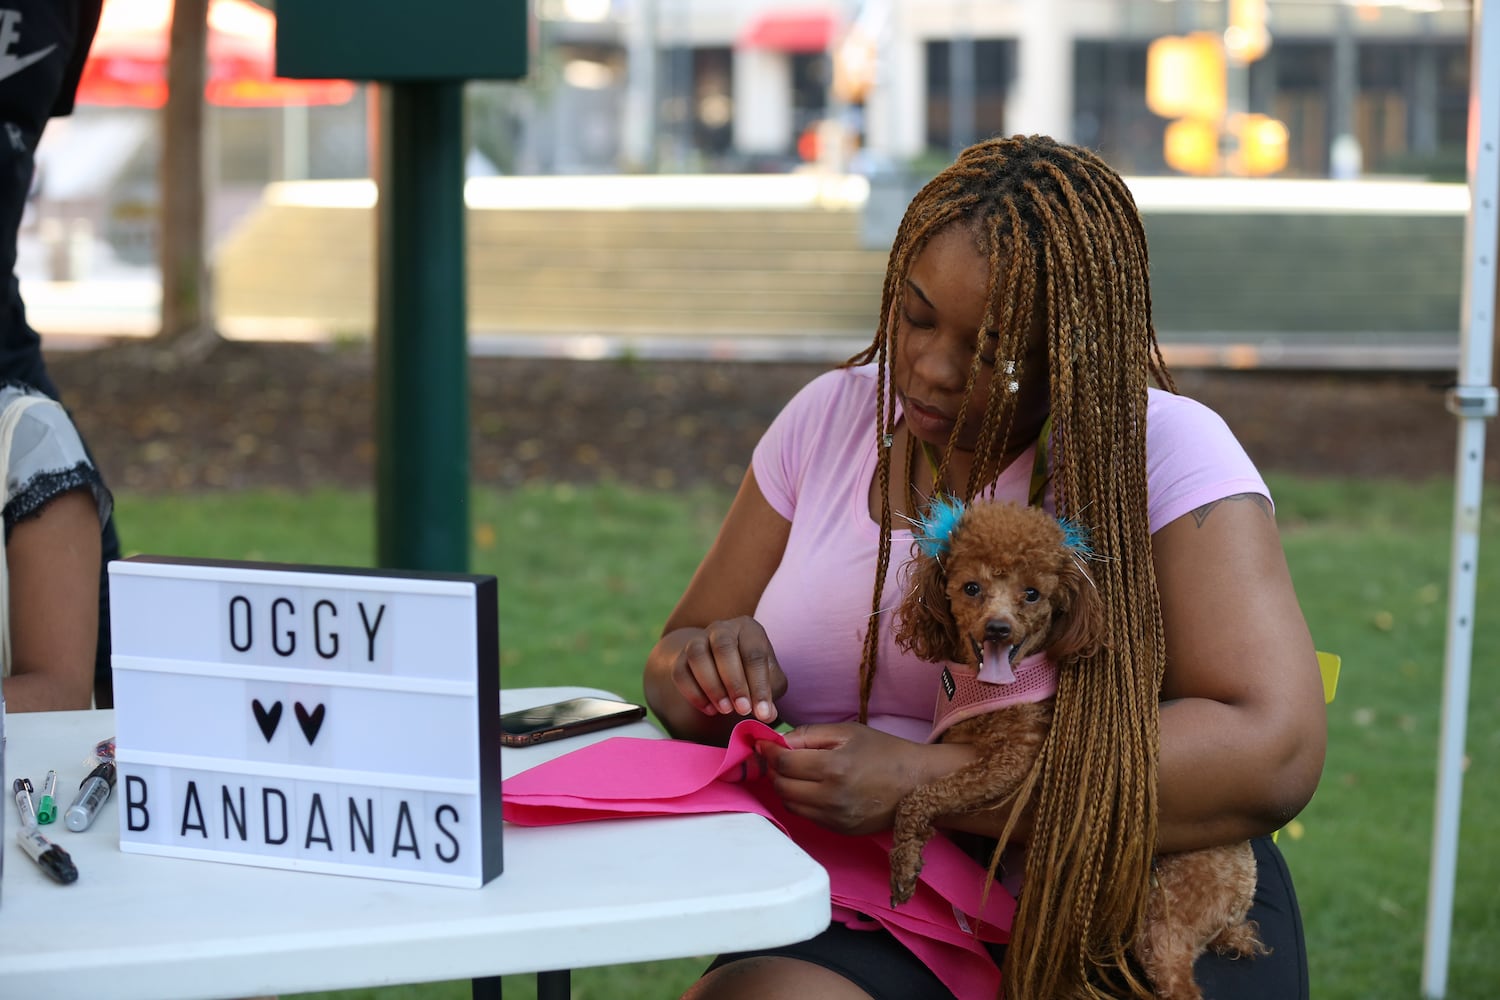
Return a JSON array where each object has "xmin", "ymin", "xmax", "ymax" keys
[{"xmin": 0, "ymin": 0, "xmax": 120, "ymax": 707}]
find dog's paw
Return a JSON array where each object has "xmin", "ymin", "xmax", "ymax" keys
[{"xmin": 888, "ymin": 846, "xmax": 923, "ymax": 906}]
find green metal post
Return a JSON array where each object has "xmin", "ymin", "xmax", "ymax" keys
[{"xmin": 375, "ymin": 81, "xmax": 469, "ymax": 572}]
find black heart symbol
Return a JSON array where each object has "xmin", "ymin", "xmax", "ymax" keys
[
  {"xmin": 295, "ymin": 702, "xmax": 326, "ymax": 745},
  {"xmin": 253, "ymin": 699, "xmax": 283, "ymax": 742}
]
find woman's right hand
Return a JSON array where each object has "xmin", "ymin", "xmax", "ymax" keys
[
  {"xmin": 643, "ymin": 467, "xmax": 794, "ymax": 744},
  {"xmin": 657, "ymin": 617, "xmax": 787, "ymax": 725}
]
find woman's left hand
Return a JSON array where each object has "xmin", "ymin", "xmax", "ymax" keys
[{"xmin": 759, "ymin": 723, "xmax": 938, "ymax": 836}]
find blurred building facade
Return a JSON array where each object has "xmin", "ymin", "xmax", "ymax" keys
[
  {"xmin": 532, "ymin": 0, "xmax": 1471, "ymax": 180},
  {"xmin": 25, "ymin": 0, "xmax": 1473, "ymax": 285}
]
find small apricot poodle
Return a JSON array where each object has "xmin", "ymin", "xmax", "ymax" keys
[{"xmin": 890, "ymin": 499, "xmax": 1264, "ymax": 1000}]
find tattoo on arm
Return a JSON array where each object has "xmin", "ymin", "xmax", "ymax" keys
[{"xmin": 1190, "ymin": 493, "xmax": 1273, "ymax": 527}]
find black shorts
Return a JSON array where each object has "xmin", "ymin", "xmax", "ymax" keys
[{"xmin": 704, "ymin": 836, "xmax": 1308, "ymax": 1000}]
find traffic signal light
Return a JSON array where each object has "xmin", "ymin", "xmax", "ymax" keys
[
  {"xmin": 1149, "ymin": 19, "xmax": 1286, "ymax": 177},
  {"xmin": 1146, "ymin": 33, "xmax": 1226, "ymax": 121},
  {"xmin": 1226, "ymin": 0, "xmax": 1271, "ymax": 63},
  {"xmin": 1164, "ymin": 117, "xmax": 1222, "ymax": 176},
  {"xmin": 1169, "ymin": 114, "xmax": 1289, "ymax": 177},
  {"xmin": 1231, "ymin": 113, "xmax": 1289, "ymax": 175}
]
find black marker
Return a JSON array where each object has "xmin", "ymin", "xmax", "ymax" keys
[
  {"xmin": 16, "ymin": 824, "xmax": 78, "ymax": 884},
  {"xmin": 12, "ymin": 777, "xmax": 37, "ymax": 827},
  {"xmin": 64, "ymin": 762, "xmax": 116, "ymax": 832}
]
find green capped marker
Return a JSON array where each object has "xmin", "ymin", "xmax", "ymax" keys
[{"xmin": 36, "ymin": 770, "xmax": 58, "ymax": 824}]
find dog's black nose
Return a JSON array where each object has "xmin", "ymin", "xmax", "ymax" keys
[{"xmin": 985, "ymin": 620, "xmax": 1012, "ymax": 643}]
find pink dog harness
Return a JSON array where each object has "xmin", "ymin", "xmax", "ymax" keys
[{"xmin": 928, "ymin": 652, "xmax": 1059, "ymax": 743}]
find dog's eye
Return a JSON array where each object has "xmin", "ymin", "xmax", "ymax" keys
[
  {"xmin": 962, "ymin": 582, "xmax": 982, "ymax": 597},
  {"xmin": 1023, "ymin": 588, "xmax": 1040, "ymax": 603}
]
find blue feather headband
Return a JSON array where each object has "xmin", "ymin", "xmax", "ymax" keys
[
  {"xmin": 1057, "ymin": 515, "xmax": 1095, "ymax": 560},
  {"xmin": 914, "ymin": 495, "xmax": 968, "ymax": 558},
  {"xmin": 913, "ymin": 496, "xmax": 1096, "ymax": 561}
]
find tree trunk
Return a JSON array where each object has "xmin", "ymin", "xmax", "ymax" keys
[{"xmin": 157, "ymin": 0, "xmax": 218, "ymax": 352}]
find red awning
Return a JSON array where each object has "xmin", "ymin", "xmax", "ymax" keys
[
  {"xmin": 739, "ymin": 11, "xmax": 837, "ymax": 54},
  {"xmin": 77, "ymin": 0, "xmax": 357, "ymax": 109}
]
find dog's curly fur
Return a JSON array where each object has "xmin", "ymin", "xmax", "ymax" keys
[{"xmin": 890, "ymin": 500, "xmax": 1264, "ymax": 1000}]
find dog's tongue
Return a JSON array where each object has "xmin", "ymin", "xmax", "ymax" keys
[{"xmin": 977, "ymin": 640, "xmax": 1018, "ymax": 685}]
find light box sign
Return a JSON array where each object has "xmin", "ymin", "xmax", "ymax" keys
[{"xmin": 108, "ymin": 556, "xmax": 502, "ymax": 888}]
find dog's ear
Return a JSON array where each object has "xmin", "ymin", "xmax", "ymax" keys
[
  {"xmin": 1047, "ymin": 555, "xmax": 1107, "ymax": 662},
  {"xmin": 893, "ymin": 545, "xmax": 958, "ymax": 662}
]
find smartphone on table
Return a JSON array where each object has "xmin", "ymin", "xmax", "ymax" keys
[{"xmin": 499, "ymin": 696, "xmax": 648, "ymax": 747}]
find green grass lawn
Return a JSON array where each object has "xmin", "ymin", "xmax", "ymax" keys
[{"xmin": 113, "ymin": 475, "xmax": 1500, "ymax": 1000}]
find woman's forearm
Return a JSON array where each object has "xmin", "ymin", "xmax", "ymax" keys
[{"xmin": 918, "ymin": 696, "xmax": 1323, "ymax": 854}]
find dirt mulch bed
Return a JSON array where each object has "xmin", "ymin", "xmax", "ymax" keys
[{"xmin": 45, "ymin": 339, "xmax": 1494, "ymax": 495}]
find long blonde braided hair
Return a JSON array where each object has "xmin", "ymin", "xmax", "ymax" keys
[{"xmin": 846, "ymin": 134, "xmax": 1176, "ymax": 999}]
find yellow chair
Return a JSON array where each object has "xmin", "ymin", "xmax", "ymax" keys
[
  {"xmin": 1316, "ymin": 650, "xmax": 1341, "ymax": 705},
  {"xmin": 1272, "ymin": 650, "xmax": 1340, "ymax": 843}
]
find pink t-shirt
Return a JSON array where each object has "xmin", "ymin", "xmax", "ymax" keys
[{"xmin": 751, "ymin": 365, "xmax": 1268, "ymax": 742}]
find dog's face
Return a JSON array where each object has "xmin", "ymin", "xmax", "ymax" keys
[
  {"xmin": 943, "ymin": 522, "xmax": 1078, "ymax": 673},
  {"xmin": 894, "ymin": 502, "xmax": 1104, "ymax": 669}
]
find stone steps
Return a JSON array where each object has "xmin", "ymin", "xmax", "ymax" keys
[
  {"xmin": 216, "ymin": 186, "xmax": 888, "ymax": 336},
  {"xmin": 214, "ymin": 175, "xmax": 1467, "ymax": 347}
]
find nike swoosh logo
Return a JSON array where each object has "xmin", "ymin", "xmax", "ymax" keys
[{"xmin": 0, "ymin": 44, "xmax": 57, "ymax": 84}]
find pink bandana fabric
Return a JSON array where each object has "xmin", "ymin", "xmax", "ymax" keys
[
  {"xmin": 928, "ymin": 652, "xmax": 1059, "ymax": 743},
  {"xmin": 502, "ymin": 719, "xmax": 1012, "ymax": 1000}
]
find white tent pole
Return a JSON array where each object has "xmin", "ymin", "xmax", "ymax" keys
[{"xmin": 1422, "ymin": 1, "xmax": 1500, "ymax": 997}]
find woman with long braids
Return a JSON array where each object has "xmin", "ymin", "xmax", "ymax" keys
[{"xmin": 644, "ymin": 135, "xmax": 1326, "ymax": 1000}]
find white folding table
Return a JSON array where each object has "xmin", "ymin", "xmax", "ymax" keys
[{"xmin": 0, "ymin": 687, "xmax": 830, "ymax": 999}]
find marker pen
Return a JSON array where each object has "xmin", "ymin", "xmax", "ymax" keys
[
  {"xmin": 12, "ymin": 776, "xmax": 36, "ymax": 828},
  {"xmin": 64, "ymin": 761, "xmax": 116, "ymax": 832},
  {"xmin": 15, "ymin": 825, "xmax": 78, "ymax": 884},
  {"xmin": 36, "ymin": 770, "xmax": 58, "ymax": 824}
]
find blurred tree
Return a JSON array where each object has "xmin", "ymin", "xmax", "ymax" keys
[{"xmin": 159, "ymin": 0, "xmax": 218, "ymax": 351}]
